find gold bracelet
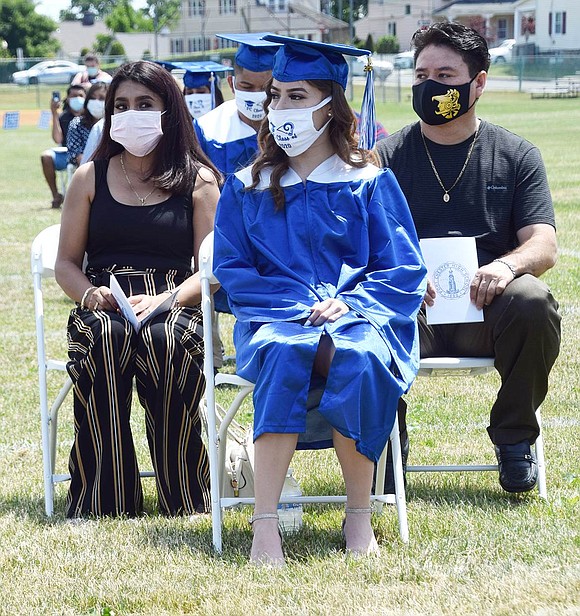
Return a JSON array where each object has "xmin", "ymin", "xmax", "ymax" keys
[{"xmin": 80, "ymin": 286, "xmax": 97, "ymax": 309}]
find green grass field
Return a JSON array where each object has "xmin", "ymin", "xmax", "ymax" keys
[{"xmin": 0, "ymin": 84, "xmax": 579, "ymax": 615}]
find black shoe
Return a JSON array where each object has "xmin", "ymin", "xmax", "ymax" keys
[{"xmin": 494, "ymin": 440, "xmax": 538, "ymax": 493}]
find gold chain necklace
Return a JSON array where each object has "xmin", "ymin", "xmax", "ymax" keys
[
  {"xmin": 120, "ymin": 153, "xmax": 156, "ymax": 206},
  {"xmin": 421, "ymin": 127, "xmax": 479, "ymax": 203}
]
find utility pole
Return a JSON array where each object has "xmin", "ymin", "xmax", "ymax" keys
[
  {"xmin": 153, "ymin": 7, "xmax": 159, "ymax": 60},
  {"xmin": 348, "ymin": 0, "xmax": 354, "ymax": 43}
]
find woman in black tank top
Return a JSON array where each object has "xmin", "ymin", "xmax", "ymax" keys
[{"xmin": 55, "ymin": 61, "xmax": 222, "ymax": 518}]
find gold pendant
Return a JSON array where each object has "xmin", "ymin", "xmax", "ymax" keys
[{"xmin": 443, "ymin": 193, "xmax": 450, "ymax": 203}]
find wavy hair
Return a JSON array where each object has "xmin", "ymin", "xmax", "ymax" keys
[
  {"xmin": 91, "ymin": 60, "xmax": 221, "ymax": 194},
  {"xmin": 250, "ymin": 79, "xmax": 376, "ymax": 210},
  {"xmin": 412, "ymin": 21, "xmax": 491, "ymax": 77}
]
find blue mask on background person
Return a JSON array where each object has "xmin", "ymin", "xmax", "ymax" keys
[
  {"xmin": 412, "ymin": 75, "xmax": 478, "ymax": 126},
  {"xmin": 68, "ymin": 96, "xmax": 85, "ymax": 112}
]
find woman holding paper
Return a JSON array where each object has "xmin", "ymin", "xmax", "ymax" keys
[
  {"xmin": 213, "ymin": 36, "xmax": 426, "ymax": 564},
  {"xmin": 55, "ymin": 61, "xmax": 221, "ymax": 518}
]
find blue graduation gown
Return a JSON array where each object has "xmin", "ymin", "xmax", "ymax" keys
[
  {"xmin": 194, "ymin": 100, "xmax": 259, "ymax": 176},
  {"xmin": 213, "ymin": 155, "xmax": 427, "ymax": 461}
]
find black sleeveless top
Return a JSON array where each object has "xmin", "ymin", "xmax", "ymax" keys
[{"xmin": 87, "ymin": 159, "xmax": 195, "ymax": 274}]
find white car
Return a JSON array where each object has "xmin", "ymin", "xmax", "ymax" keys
[
  {"xmin": 393, "ymin": 51, "xmax": 414, "ymax": 70},
  {"xmin": 352, "ymin": 55, "xmax": 394, "ymax": 79},
  {"xmin": 11, "ymin": 60, "xmax": 83, "ymax": 85},
  {"xmin": 489, "ymin": 39, "xmax": 516, "ymax": 64}
]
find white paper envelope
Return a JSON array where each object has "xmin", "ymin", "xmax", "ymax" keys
[{"xmin": 420, "ymin": 237, "xmax": 484, "ymax": 325}]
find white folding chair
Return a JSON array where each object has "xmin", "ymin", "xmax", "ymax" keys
[
  {"xmin": 31, "ymin": 224, "xmax": 154, "ymax": 516},
  {"xmin": 408, "ymin": 356, "xmax": 547, "ymax": 498},
  {"xmin": 31, "ymin": 224, "xmax": 74, "ymax": 515},
  {"xmin": 198, "ymin": 232, "xmax": 409, "ymax": 553}
]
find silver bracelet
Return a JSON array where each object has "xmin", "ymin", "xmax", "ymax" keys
[
  {"xmin": 493, "ymin": 259, "xmax": 517, "ymax": 280},
  {"xmin": 80, "ymin": 286, "xmax": 97, "ymax": 309}
]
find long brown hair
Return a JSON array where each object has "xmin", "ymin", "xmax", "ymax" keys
[
  {"xmin": 250, "ymin": 79, "xmax": 375, "ymax": 210},
  {"xmin": 92, "ymin": 61, "xmax": 222, "ymax": 194}
]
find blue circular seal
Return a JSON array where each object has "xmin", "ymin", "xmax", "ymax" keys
[{"xmin": 433, "ymin": 261, "xmax": 470, "ymax": 299}]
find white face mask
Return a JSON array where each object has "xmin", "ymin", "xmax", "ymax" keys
[
  {"xmin": 68, "ymin": 96, "xmax": 85, "ymax": 112},
  {"xmin": 268, "ymin": 96, "xmax": 332, "ymax": 157},
  {"xmin": 87, "ymin": 66, "xmax": 99, "ymax": 78},
  {"xmin": 184, "ymin": 93, "xmax": 212, "ymax": 118},
  {"xmin": 87, "ymin": 98, "xmax": 105, "ymax": 119},
  {"xmin": 233, "ymin": 82, "xmax": 267, "ymax": 121},
  {"xmin": 110, "ymin": 109, "xmax": 165, "ymax": 158}
]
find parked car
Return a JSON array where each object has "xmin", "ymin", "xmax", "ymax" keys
[
  {"xmin": 351, "ymin": 55, "xmax": 394, "ymax": 79},
  {"xmin": 11, "ymin": 60, "xmax": 83, "ymax": 85},
  {"xmin": 489, "ymin": 39, "xmax": 516, "ymax": 64},
  {"xmin": 393, "ymin": 50, "xmax": 415, "ymax": 70}
]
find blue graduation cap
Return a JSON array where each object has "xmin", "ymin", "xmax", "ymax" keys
[
  {"xmin": 156, "ymin": 60, "xmax": 231, "ymax": 88},
  {"xmin": 156, "ymin": 60, "xmax": 232, "ymax": 109},
  {"xmin": 216, "ymin": 32, "xmax": 281, "ymax": 73},
  {"xmin": 262, "ymin": 34, "xmax": 377, "ymax": 150}
]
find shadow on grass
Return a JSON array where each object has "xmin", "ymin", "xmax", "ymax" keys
[{"xmin": 406, "ymin": 476, "xmax": 540, "ymax": 510}]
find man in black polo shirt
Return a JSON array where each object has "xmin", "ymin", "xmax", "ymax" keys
[{"xmin": 376, "ymin": 22, "xmax": 561, "ymax": 493}]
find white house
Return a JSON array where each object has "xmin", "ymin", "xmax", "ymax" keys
[
  {"xmin": 526, "ymin": 0, "xmax": 579, "ymax": 53},
  {"xmin": 433, "ymin": 0, "xmax": 579, "ymax": 52},
  {"xmin": 168, "ymin": 0, "xmax": 348, "ymax": 55},
  {"xmin": 355, "ymin": 0, "xmax": 445, "ymax": 51},
  {"xmin": 355, "ymin": 0, "xmax": 579, "ymax": 54},
  {"xmin": 52, "ymin": 19, "xmax": 171, "ymax": 61}
]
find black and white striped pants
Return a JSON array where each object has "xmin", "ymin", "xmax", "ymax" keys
[{"xmin": 65, "ymin": 268, "xmax": 210, "ymax": 518}]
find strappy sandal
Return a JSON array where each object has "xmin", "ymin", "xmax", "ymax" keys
[
  {"xmin": 249, "ymin": 512, "xmax": 285, "ymax": 567},
  {"xmin": 342, "ymin": 507, "xmax": 380, "ymax": 558}
]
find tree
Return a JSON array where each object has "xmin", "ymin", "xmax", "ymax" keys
[
  {"xmin": 105, "ymin": 0, "xmax": 153, "ymax": 32},
  {"xmin": 375, "ymin": 35, "xmax": 398, "ymax": 54},
  {"xmin": 59, "ymin": 0, "xmax": 117, "ymax": 21},
  {"xmin": 142, "ymin": 0, "xmax": 182, "ymax": 33},
  {"xmin": 93, "ymin": 34, "xmax": 126, "ymax": 57},
  {"xmin": 0, "ymin": 0, "xmax": 59, "ymax": 57},
  {"xmin": 364, "ymin": 34, "xmax": 374, "ymax": 52},
  {"xmin": 325, "ymin": 0, "xmax": 368, "ymax": 30}
]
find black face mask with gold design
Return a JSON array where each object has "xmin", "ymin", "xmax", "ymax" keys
[{"xmin": 412, "ymin": 75, "xmax": 477, "ymax": 126}]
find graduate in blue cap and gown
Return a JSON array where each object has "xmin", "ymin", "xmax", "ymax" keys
[
  {"xmin": 156, "ymin": 60, "xmax": 231, "ymax": 119},
  {"xmin": 213, "ymin": 35, "xmax": 427, "ymax": 565},
  {"xmin": 193, "ymin": 33, "xmax": 280, "ymax": 176}
]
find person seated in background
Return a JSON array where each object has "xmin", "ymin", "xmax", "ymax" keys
[
  {"xmin": 66, "ymin": 82, "xmax": 108, "ymax": 167},
  {"xmin": 40, "ymin": 84, "xmax": 86, "ymax": 208},
  {"xmin": 213, "ymin": 35, "xmax": 426, "ymax": 566},
  {"xmin": 156, "ymin": 60, "xmax": 231, "ymax": 121},
  {"xmin": 54, "ymin": 60, "xmax": 221, "ymax": 518},
  {"xmin": 71, "ymin": 52, "xmax": 112, "ymax": 89},
  {"xmin": 375, "ymin": 22, "xmax": 561, "ymax": 494},
  {"xmin": 183, "ymin": 67, "xmax": 226, "ymax": 118}
]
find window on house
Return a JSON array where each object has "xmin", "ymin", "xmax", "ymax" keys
[
  {"xmin": 219, "ymin": 0, "xmax": 236, "ymax": 14},
  {"xmin": 549, "ymin": 11, "xmax": 567, "ymax": 35},
  {"xmin": 188, "ymin": 37, "xmax": 208, "ymax": 52},
  {"xmin": 268, "ymin": 0, "xmax": 287, "ymax": 11},
  {"xmin": 171, "ymin": 39, "xmax": 184, "ymax": 54},
  {"xmin": 555, "ymin": 11, "xmax": 566, "ymax": 34},
  {"xmin": 388, "ymin": 21, "xmax": 397, "ymax": 37},
  {"xmin": 497, "ymin": 18, "xmax": 507, "ymax": 40},
  {"xmin": 188, "ymin": 0, "xmax": 204, "ymax": 16},
  {"xmin": 405, "ymin": 4, "xmax": 411, "ymax": 15}
]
